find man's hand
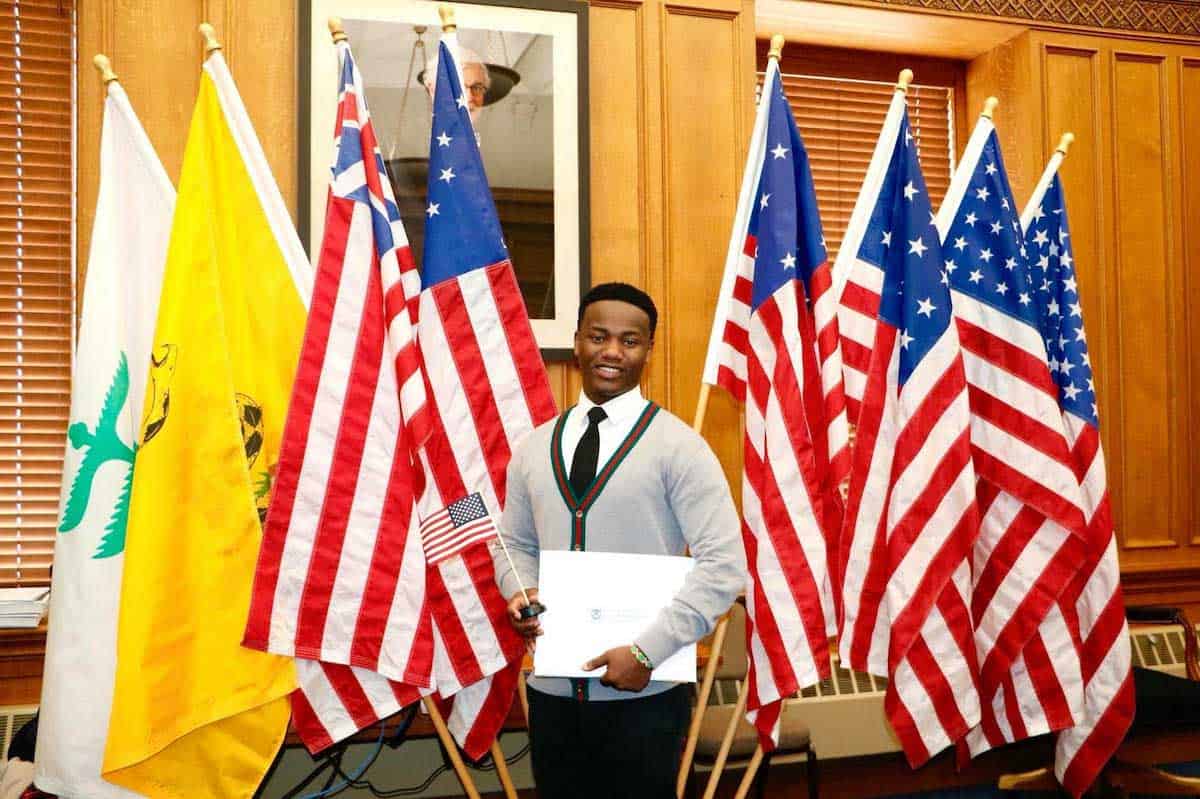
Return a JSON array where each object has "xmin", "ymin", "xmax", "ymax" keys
[
  {"xmin": 506, "ymin": 589, "xmax": 542, "ymax": 641},
  {"xmin": 582, "ymin": 645, "xmax": 652, "ymax": 692}
]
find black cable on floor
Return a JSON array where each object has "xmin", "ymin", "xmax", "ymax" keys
[{"xmin": 328, "ymin": 732, "xmax": 531, "ymax": 797}]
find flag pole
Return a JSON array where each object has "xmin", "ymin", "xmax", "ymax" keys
[
  {"xmin": 490, "ymin": 740, "xmax": 519, "ymax": 799},
  {"xmin": 198, "ymin": 22, "xmax": 222, "ymax": 56},
  {"xmin": 831, "ymin": 67, "xmax": 910, "ymax": 307},
  {"xmin": 491, "ymin": 517, "xmax": 544, "ymax": 618},
  {"xmin": 692, "ymin": 384, "xmax": 711, "ymax": 434},
  {"xmin": 328, "ymin": 15, "xmax": 348, "ymax": 44},
  {"xmin": 422, "ymin": 698, "xmax": 483, "ymax": 799},
  {"xmin": 93, "ymin": 54, "xmax": 118, "ymax": 86},
  {"xmin": 1020, "ymin": 132, "xmax": 1074, "ymax": 232},
  {"xmin": 439, "ymin": 4, "xmax": 466, "ymax": 89},
  {"xmin": 413, "ymin": 12, "xmax": 519, "ymax": 799},
  {"xmin": 429, "ymin": 1, "xmax": 540, "ymax": 621},
  {"xmin": 676, "ymin": 33, "xmax": 786, "ymax": 799}
]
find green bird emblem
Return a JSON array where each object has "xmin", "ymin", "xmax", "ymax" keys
[{"xmin": 58, "ymin": 353, "xmax": 136, "ymax": 559}]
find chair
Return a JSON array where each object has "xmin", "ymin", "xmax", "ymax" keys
[
  {"xmin": 685, "ymin": 602, "xmax": 818, "ymax": 799},
  {"xmin": 999, "ymin": 605, "xmax": 1200, "ymax": 796}
]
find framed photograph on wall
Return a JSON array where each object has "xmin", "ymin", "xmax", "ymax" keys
[{"xmin": 300, "ymin": 0, "xmax": 589, "ymax": 358}]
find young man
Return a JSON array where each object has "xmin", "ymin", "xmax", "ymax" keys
[{"xmin": 494, "ymin": 282, "xmax": 744, "ymax": 798}]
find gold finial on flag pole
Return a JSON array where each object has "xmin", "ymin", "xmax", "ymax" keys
[
  {"xmin": 328, "ymin": 17, "xmax": 348, "ymax": 44},
  {"xmin": 1056, "ymin": 132, "xmax": 1075, "ymax": 156},
  {"xmin": 981, "ymin": 96, "xmax": 999, "ymax": 119},
  {"xmin": 439, "ymin": 4, "xmax": 457, "ymax": 32},
  {"xmin": 767, "ymin": 34, "xmax": 785, "ymax": 60},
  {"xmin": 93, "ymin": 54, "xmax": 118, "ymax": 86},
  {"xmin": 199, "ymin": 23, "xmax": 222, "ymax": 55},
  {"xmin": 896, "ymin": 68, "xmax": 914, "ymax": 93}
]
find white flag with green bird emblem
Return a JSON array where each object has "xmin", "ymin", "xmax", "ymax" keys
[{"xmin": 34, "ymin": 79, "xmax": 172, "ymax": 799}]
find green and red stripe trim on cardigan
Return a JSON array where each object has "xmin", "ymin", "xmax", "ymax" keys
[
  {"xmin": 549, "ymin": 400, "xmax": 660, "ymax": 701},
  {"xmin": 550, "ymin": 401, "xmax": 661, "ymax": 551}
]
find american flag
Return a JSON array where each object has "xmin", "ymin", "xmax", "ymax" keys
[
  {"xmin": 243, "ymin": 41, "xmax": 430, "ymax": 684},
  {"xmin": 1022, "ymin": 165, "xmax": 1133, "ymax": 796},
  {"xmin": 410, "ymin": 36, "xmax": 557, "ymax": 758},
  {"xmin": 833, "ymin": 87, "xmax": 903, "ymax": 672},
  {"xmin": 420, "ymin": 492, "xmax": 498, "ymax": 566},
  {"xmin": 834, "ymin": 93, "xmax": 982, "ymax": 766},
  {"xmin": 702, "ymin": 60, "xmax": 849, "ymax": 748},
  {"xmin": 933, "ymin": 116, "xmax": 1090, "ymax": 758},
  {"xmin": 290, "ymin": 660, "xmax": 422, "ymax": 755},
  {"xmin": 288, "ymin": 36, "xmax": 557, "ymax": 762},
  {"xmin": 241, "ymin": 41, "xmax": 433, "ymax": 753}
]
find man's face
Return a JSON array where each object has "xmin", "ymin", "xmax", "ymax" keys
[
  {"xmin": 462, "ymin": 62, "xmax": 488, "ymax": 116},
  {"xmin": 574, "ymin": 300, "xmax": 653, "ymax": 404}
]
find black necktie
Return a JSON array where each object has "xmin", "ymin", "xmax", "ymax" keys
[{"xmin": 569, "ymin": 407, "xmax": 608, "ymax": 498}]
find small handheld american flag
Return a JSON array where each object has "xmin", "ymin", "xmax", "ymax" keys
[
  {"xmin": 419, "ymin": 492, "xmax": 498, "ymax": 566},
  {"xmin": 421, "ymin": 492, "xmax": 543, "ymax": 618}
]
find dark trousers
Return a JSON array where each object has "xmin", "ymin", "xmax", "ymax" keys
[{"xmin": 527, "ymin": 684, "xmax": 692, "ymax": 799}]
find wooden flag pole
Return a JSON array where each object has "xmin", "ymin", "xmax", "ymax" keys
[
  {"xmin": 692, "ymin": 384, "xmax": 712, "ymax": 435},
  {"xmin": 198, "ymin": 23, "xmax": 222, "ymax": 56},
  {"xmin": 675, "ymin": 383, "xmax": 723, "ymax": 799},
  {"xmin": 676, "ymin": 32, "xmax": 788, "ymax": 799},
  {"xmin": 490, "ymin": 740, "xmax": 519, "ymax": 799},
  {"xmin": 732, "ymin": 745, "xmax": 766, "ymax": 799},
  {"xmin": 676, "ymin": 583, "xmax": 727, "ymax": 798},
  {"xmin": 518, "ymin": 668, "xmax": 531, "ymax": 726},
  {"xmin": 423, "ymin": 697, "xmax": 483, "ymax": 799},
  {"xmin": 412, "ymin": 12, "xmax": 512, "ymax": 799},
  {"xmin": 328, "ymin": 16, "xmax": 348, "ymax": 44},
  {"xmin": 93, "ymin": 54, "xmax": 118, "ymax": 86},
  {"xmin": 701, "ymin": 677, "xmax": 751, "ymax": 799},
  {"xmin": 314, "ymin": 16, "xmax": 492, "ymax": 799}
]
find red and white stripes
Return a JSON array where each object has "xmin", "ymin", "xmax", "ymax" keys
[
  {"xmin": 704, "ymin": 61, "xmax": 850, "ymax": 748},
  {"xmin": 1023, "ymin": 158, "xmax": 1132, "ymax": 798},
  {"xmin": 243, "ymin": 42, "xmax": 430, "ymax": 688},
  {"xmin": 853, "ymin": 327, "xmax": 982, "ymax": 765},
  {"xmin": 245, "ymin": 41, "xmax": 552, "ymax": 762},
  {"xmin": 737, "ymin": 272, "xmax": 847, "ymax": 745},
  {"xmin": 930, "ymin": 119, "xmax": 1090, "ymax": 766}
]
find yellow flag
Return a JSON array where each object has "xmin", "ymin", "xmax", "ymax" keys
[{"xmin": 103, "ymin": 52, "xmax": 310, "ymax": 799}]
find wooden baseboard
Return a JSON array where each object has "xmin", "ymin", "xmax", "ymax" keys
[
  {"xmin": 1123, "ymin": 566, "xmax": 1200, "ymax": 618},
  {"xmin": 0, "ymin": 624, "xmax": 45, "ymax": 706}
]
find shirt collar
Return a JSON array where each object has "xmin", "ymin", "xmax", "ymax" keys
[{"xmin": 575, "ymin": 385, "xmax": 646, "ymax": 426}]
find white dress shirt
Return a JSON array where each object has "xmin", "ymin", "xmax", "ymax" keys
[{"xmin": 560, "ymin": 386, "xmax": 650, "ymax": 475}]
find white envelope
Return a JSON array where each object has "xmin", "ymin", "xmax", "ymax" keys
[{"xmin": 533, "ymin": 550, "xmax": 697, "ymax": 682}]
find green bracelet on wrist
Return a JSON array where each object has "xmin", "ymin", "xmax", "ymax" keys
[{"xmin": 630, "ymin": 643, "xmax": 654, "ymax": 670}]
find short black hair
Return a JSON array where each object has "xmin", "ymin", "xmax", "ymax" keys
[{"xmin": 577, "ymin": 282, "xmax": 658, "ymax": 334}]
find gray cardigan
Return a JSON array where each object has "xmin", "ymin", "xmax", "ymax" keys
[{"xmin": 495, "ymin": 402, "xmax": 745, "ymax": 701}]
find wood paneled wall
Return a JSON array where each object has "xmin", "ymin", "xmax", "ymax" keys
[
  {"xmin": 78, "ymin": 0, "xmax": 298, "ymax": 299},
  {"xmin": 79, "ymin": 0, "xmax": 754, "ymax": 483},
  {"xmin": 967, "ymin": 29, "xmax": 1200, "ymax": 609},
  {"xmin": 560, "ymin": 0, "xmax": 755, "ymax": 494}
]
